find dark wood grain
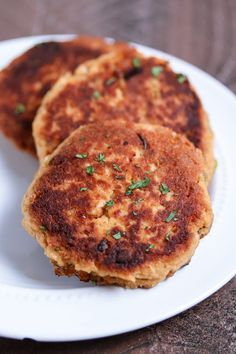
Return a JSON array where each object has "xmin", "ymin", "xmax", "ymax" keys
[{"xmin": 0, "ymin": 0, "xmax": 235, "ymax": 353}]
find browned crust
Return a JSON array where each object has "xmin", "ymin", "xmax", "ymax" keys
[
  {"xmin": 0, "ymin": 36, "xmax": 124, "ymax": 154},
  {"xmin": 34, "ymin": 48, "xmax": 214, "ymax": 182},
  {"xmin": 22, "ymin": 121, "xmax": 213, "ymax": 288}
]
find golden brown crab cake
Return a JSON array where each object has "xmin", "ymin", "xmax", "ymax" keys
[
  {"xmin": 34, "ymin": 48, "xmax": 214, "ymax": 182},
  {"xmin": 0, "ymin": 36, "xmax": 124, "ymax": 155},
  {"xmin": 22, "ymin": 121, "xmax": 213, "ymax": 288}
]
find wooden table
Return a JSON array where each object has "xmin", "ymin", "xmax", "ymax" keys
[{"xmin": 0, "ymin": 0, "xmax": 235, "ymax": 352}]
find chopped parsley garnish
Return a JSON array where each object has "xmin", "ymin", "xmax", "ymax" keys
[
  {"xmin": 105, "ymin": 200, "xmax": 114, "ymax": 207},
  {"xmin": 165, "ymin": 231, "xmax": 171, "ymax": 241},
  {"xmin": 96, "ymin": 153, "xmax": 105, "ymax": 162},
  {"xmin": 86, "ymin": 165, "xmax": 95, "ymax": 175},
  {"xmin": 126, "ymin": 177, "xmax": 150, "ymax": 195},
  {"xmin": 113, "ymin": 163, "xmax": 122, "ymax": 172},
  {"xmin": 146, "ymin": 244, "xmax": 155, "ymax": 252},
  {"xmin": 92, "ymin": 90, "xmax": 101, "ymax": 99},
  {"xmin": 105, "ymin": 77, "xmax": 116, "ymax": 86},
  {"xmin": 80, "ymin": 187, "xmax": 88, "ymax": 192},
  {"xmin": 113, "ymin": 232, "xmax": 122, "ymax": 240},
  {"xmin": 159, "ymin": 183, "xmax": 170, "ymax": 195},
  {"xmin": 75, "ymin": 153, "xmax": 87, "ymax": 159},
  {"xmin": 40, "ymin": 225, "xmax": 47, "ymax": 232},
  {"xmin": 151, "ymin": 66, "xmax": 163, "ymax": 77},
  {"xmin": 132, "ymin": 57, "xmax": 142, "ymax": 68},
  {"xmin": 144, "ymin": 226, "xmax": 149, "ymax": 230},
  {"xmin": 15, "ymin": 103, "xmax": 25, "ymax": 115},
  {"xmin": 177, "ymin": 73, "xmax": 187, "ymax": 84},
  {"xmin": 165, "ymin": 210, "xmax": 177, "ymax": 223},
  {"xmin": 91, "ymin": 280, "xmax": 97, "ymax": 286}
]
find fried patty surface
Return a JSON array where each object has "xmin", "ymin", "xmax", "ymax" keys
[
  {"xmin": 0, "ymin": 36, "xmax": 119, "ymax": 154},
  {"xmin": 34, "ymin": 48, "xmax": 214, "ymax": 181},
  {"xmin": 22, "ymin": 121, "xmax": 213, "ymax": 288}
]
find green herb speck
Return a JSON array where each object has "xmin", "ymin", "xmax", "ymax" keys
[
  {"xmin": 96, "ymin": 153, "xmax": 105, "ymax": 162},
  {"xmin": 151, "ymin": 66, "xmax": 163, "ymax": 77},
  {"xmin": 105, "ymin": 200, "xmax": 114, "ymax": 207},
  {"xmin": 54, "ymin": 247, "xmax": 61, "ymax": 252},
  {"xmin": 105, "ymin": 77, "xmax": 116, "ymax": 86},
  {"xmin": 126, "ymin": 177, "xmax": 150, "ymax": 195},
  {"xmin": 165, "ymin": 210, "xmax": 177, "ymax": 223},
  {"xmin": 86, "ymin": 165, "xmax": 95, "ymax": 175},
  {"xmin": 92, "ymin": 90, "xmax": 101, "ymax": 99},
  {"xmin": 113, "ymin": 163, "xmax": 122, "ymax": 172},
  {"xmin": 177, "ymin": 73, "xmax": 187, "ymax": 84},
  {"xmin": 146, "ymin": 244, "xmax": 155, "ymax": 252},
  {"xmin": 159, "ymin": 183, "xmax": 170, "ymax": 195},
  {"xmin": 75, "ymin": 153, "xmax": 87, "ymax": 159},
  {"xmin": 40, "ymin": 225, "xmax": 47, "ymax": 232},
  {"xmin": 132, "ymin": 57, "xmax": 141, "ymax": 68},
  {"xmin": 165, "ymin": 231, "xmax": 171, "ymax": 241},
  {"xmin": 15, "ymin": 103, "xmax": 25, "ymax": 115},
  {"xmin": 80, "ymin": 187, "xmax": 88, "ymax": 192},
  {"xmin": 113, "ymin": 232, "xmax": 122, "ymax": 240}
]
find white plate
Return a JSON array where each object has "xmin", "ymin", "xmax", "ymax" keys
[{"xmin": 0, "ymin": 35, "xmax": 235, "ymax": 342}]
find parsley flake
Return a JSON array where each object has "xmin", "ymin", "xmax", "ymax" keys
[
  {"xmin": 113, "ymin": 232, "xmax": 122, "ymax": 240},
  {"xmin": 165, "ymin": 210, "xmax": 177, "ymax": 223},
  {"xmin": 126, "ymin": 177, "xmax": 150, "ymax": 195},
  {"xmin": 113, "ymin": 163, "xmax": 122, "ymax": 172},
  {"xmin": 92, "ymin": 90, "xmax": 101, "ymax": 99},
  {"xmin": 159, "ymin": 183, "xmax": 170, "ymax": 195},
  {"xmin": 80, "ymin": 187, "xmax": 88, "ymax": 192},
  {"xmin": 105, "ymin": 77, "xmax": 116, "ymax": 86},
  {"xmin": 105, "ymin": 200, "xmax": 114, "ymax": 207},
  {"xmin": 96, "ymin": 153, "xmax": 105, "ymax": 162},
  {"xmin": 15, "ymin": 103, "xmax": 25, "ymax": 115},
  {"xmin": 132, "ymin": 57, "xmax": 141, "ymax": 68},
  {"xmin": 75, "ymin": 153, "xmax": 87, "ymax": 159},
  {"xmin": 177, "ymin": 73, "xmax": 187, "ymax": 84},
  {"xmin": 151, "ymin": 66, "xmax": 163, "ymax": 77},
  {"xmin": 146, "ymin": 244, "xmax": 155, "ymax": 252},
  {"xmin": 165, "ymin": 231, "xmax": 171, "ymax": 241},
  {"xmin": 86, "ymin": 165, "xmax": 95, "ymax": 175},
  {"xmin": 40, "ymin": 225, "xmax": 47, "ymax": 232}
]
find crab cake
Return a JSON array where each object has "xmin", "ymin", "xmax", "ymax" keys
[
  {"xmin": 0, "ymin": 36, "xmax": 122, "ymax": 154},
  {"xmin": 22, "ymin": 121, "xmax": 213, "ymax": 288},
  {"xmin": 33, "ymin": 48, "xmax": 214, "ymax": 182}
]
